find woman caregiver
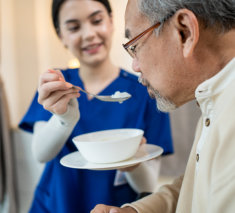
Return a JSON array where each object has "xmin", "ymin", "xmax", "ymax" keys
[{"xmin": 19, "ymin": 0, "xmax": 173, "ymax": 212}]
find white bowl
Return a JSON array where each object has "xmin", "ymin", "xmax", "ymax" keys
[{"xmin": 72, "ymin": 128, "xmax": 144, "ymax": 164}]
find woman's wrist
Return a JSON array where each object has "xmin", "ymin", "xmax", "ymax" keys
[{"xmin": 55, "ymin": 98, "xmax": 80, "ymax": 126}]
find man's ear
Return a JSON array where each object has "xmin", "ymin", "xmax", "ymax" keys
[{"xmin": 173, "ymin": 9, "xmax": 199, "ymax": 58}]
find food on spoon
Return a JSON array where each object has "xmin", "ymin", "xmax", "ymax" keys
[{"xmin": 111, "ymin": 91, "xmax": 131, "ymax": 103}]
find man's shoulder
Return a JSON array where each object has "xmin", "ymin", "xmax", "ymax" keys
[
  {"xmin": 213, "ymin": 80, "xmax": 235, "ymax": 131},
  {"xmin": 217, "ymin": 80, "xmax": 235, "ymax": 109}
]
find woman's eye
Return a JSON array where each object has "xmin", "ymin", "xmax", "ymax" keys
[
  {"xmin": 67, "ymin": 25, "xmax": 80, "ymax": 32},
  {"xmin": 92, "ymin": 19, "xmax": 102, "ymax": 25}
]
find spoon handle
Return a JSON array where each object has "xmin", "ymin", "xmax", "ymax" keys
[
  {"xmin": 48, "ymin": 69, "xmax": 96, "ymax": 98},
  {"xmin": 72, "ymin": 85, "xmax": 95, "ymax": 97}
]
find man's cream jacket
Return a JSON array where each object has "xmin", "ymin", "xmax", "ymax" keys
[{"xmin": 124, "ymin": 58, "xmax": 235, "ymax": 213}]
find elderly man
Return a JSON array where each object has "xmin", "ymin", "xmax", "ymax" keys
[{"xmin": 91, "ymin": 0, "xmax": 235, "ymax": 212}]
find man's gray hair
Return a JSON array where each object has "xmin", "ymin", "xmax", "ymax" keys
[{"xmin": 138, "ymin": 0, "xmax": 235, "ymax": 33}]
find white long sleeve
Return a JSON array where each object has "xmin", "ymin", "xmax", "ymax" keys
[
  {"xmin": 125, "ymin": 158, "xmax": 161, "ymax": 193},
  {"xmin": 32, "ymin": 98, "xmax": 80, "ymax": 163}
]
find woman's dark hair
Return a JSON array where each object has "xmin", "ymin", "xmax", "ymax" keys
[{"xmin": 52, "ymin": 0, "xmax": 112, "ymax": 35}]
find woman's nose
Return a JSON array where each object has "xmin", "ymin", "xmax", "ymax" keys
[
  {"xmin": 132, "ymin": 58, "xmax": 141, "ymax": 73},
  {"xmin": 82, "ymin": 25, "xmax": 96, "ymax": 41}
]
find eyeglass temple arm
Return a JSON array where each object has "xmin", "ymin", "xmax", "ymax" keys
[{"xmin": 123, "ymin": 23, "xmax": 160, "ymax": 48}]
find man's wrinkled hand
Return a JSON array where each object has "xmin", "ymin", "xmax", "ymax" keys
[{"xmin": 90, "ymin": 204, "xmax": 137, "ymax": 213}]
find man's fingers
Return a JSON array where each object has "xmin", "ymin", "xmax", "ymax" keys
[
  {"xmin": 109, "ymin": 209, "xmax": 118, "ymax": 213},
  {"xmin": 91, "ymin": 204, "xmax": 118, "ymax": 213},
  {"xmin": 91, "ymin": 205, "xmax": 136, "ymax": 213}
]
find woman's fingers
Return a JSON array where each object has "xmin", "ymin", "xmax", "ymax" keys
[
  {"xmin": 39, "ymin": 69, "xmax": 65, "ymax": 86},
  {"xmin": 43, "ymin": 91, "xmax": 80, "ymax": 114},
  {"xmin": 39, "ymin": 71, "xmax": 58, "ymax": 86},
  {"xmin": 48, "ymin": 69, "xmax": 66, "ymax": 83},
  {"xmin": 119, "ymin": 137, "xmax": 147, "ymax": 172},
  {"xmin": 38, "ymin": 80, "xmax": 74, "ymax": 102},
  {"xmin": 48, "ymin": 69, "xmax": 64, "ymax": 79},
  {"xmin": 40, "ymin": 88, "xmax": 78, "ymax": 108},
  {"xmin": 140, "ymin": 136, "xmax": 147, "ymax": 145},
  {"xmin": 38, "ymin": 69, "xmax": 81, "ymax": 114},
  {"xmin": 119, "ymin": 163, "xmax": 140, "ymax": 172}
]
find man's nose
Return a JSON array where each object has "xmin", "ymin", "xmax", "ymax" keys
[{"xmin": 132, "ymin": 58, "xmax": 141, "ymax": 73}]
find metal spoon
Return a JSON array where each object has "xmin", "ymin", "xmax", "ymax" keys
[
  {"xmin": 48, "ymin": 69, "xmax": 131, "ymax": 102},
  {"xmin": 72, "ymin": 85, "xmax": 131, "ymax": 103}
]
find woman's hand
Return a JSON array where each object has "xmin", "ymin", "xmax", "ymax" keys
[
  {"xmin": 119, "ymin": 137, "xmax": 147, "ymax": 172},
  {"xmin": 38, "ymin": 69, "xmax": 80, "ymax": 114},
  {"xmin": 91, "ymin": 205, "xmax": 137, "ymax": 213}
]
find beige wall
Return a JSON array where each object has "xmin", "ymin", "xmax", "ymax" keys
[
  {"xmin": 1, "ymin": 0, "xmax": 40, "ymax": 127},
  {"xmin": 1, "ymin": 0, "xmax": 131, "ymax": 127}
]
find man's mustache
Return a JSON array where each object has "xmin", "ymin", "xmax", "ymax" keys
[{"xmin": 138, "ymin": 75, "xmax": 155, "ymax": 97}]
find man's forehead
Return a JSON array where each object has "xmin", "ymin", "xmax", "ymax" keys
[
  {"xmin": 125, "ymin": 0, "xmax": 145, "ymax": 38},
  {"xmin": 125, "ymin": 0, "xmax": 140, "ymax": 22}
]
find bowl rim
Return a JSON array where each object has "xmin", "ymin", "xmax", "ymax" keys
[{"xmin": 72, "ymin": 128, "xmax": 144, "ymax": 144}]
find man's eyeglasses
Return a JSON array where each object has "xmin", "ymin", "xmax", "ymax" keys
[{"xmin": 123, "ymin": 22, "xmax": 161, "ymax": 58}]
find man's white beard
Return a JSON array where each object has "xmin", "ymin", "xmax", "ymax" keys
[
  {"xmin": 139, "ymin": 75, "xmax": 176, "ymax": 112},
  {"xmin": 151, "ymin": 89, "xmax": 176, "ymax": 112}
]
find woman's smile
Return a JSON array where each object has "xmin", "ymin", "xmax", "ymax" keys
[{"xmin": 82, "ymin": 42, "xmax": 103, "ymax": 55}]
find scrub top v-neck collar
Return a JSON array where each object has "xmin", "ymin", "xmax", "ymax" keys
[{"xmin": 75, "ymin": 69, "xmax": 122, "ymax": 102}]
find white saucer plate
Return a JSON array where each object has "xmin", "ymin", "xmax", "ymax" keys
[{"xmin": 60, "ymin": 144, "xmax": 163, "ymax": 170}]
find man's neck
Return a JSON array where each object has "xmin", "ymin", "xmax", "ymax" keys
[{"xmin": 196, "ymin": 28, "xmax": 235, "ymax": 83}]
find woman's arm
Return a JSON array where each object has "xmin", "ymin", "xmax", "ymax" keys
[
  {"xmin": 31, "ymin": 69, "xmax": 81, "ymax": 163},
  {"xmin": 32, "ymin": 98, "xmax": 79, "ymax": 163},
  {"xmin": 125, "ymin": 158, "xmax": 161, "ymax": 194}
]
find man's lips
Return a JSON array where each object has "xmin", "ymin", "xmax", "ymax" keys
[{"xmin": 139, "ymin": 76, "xmax": 154, "ymax": 97}]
